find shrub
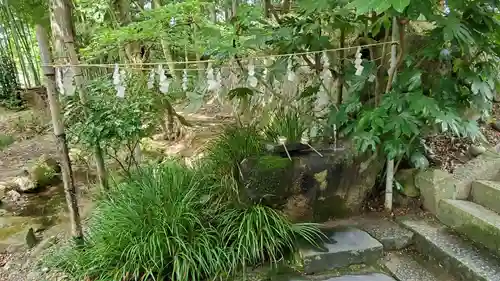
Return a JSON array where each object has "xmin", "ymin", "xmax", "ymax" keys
[
  {"xmin": 264, "ymin": 109, "xmax": 308, "ymax": 144},
  {"xmin": 48, "ymin": 160, "xmax": 324, "ymax": 281},
  {"xmin": 0, "ymin": 134, "xmax": 14, "ymax": 150},
  {"xmin": 0, "ymin": 54, "xmax": 23, "ymax": 110},
  {"xmin": 203, "ymin": 125, "xmax": 265, "ymax": 180}
]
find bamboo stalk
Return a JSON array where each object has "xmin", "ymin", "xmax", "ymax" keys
[
  {"xmin": 36, "ymin": 24, "xmax": 83, "ymax": 241},
  {"xmin": 50, "ymin": 0, "xmax": 109, "ymax": 190}
]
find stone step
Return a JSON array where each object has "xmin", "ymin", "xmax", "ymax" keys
[
  {"xmin": 437, "ymin": 199, "xmax": 500, "ymax": 256},
  {"xmin": 471, "ymin": 180, "xmax": 500, "ymax": 214},
  {"xmin": 400, "ymin": 218, "xmax": 500, "ymax": 281},
  {"xmin": 300, "ymin": 227, "xmax": 383, "ymax": 274},
  {"xmin": 381, "ymin": 251, "xmax": 457, "ymax": 281},
  {"xmin": 290, "ymin": 274, "xmax": 396, "ymax": 281}
]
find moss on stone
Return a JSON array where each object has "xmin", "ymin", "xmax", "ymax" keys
[
  {"xmin": 314, "ymin": 170, "xmax": 328, "ymax": 190},
  {"xmin": 244, "ymin": 155, "xmax": 294, "ymax": 204},
  {"xmin": 29, "ymin": 157, "xmax": 59, "ymax": 188},
  {"xmin": 314, "ymin": 195, "xmax": 349, "ymax": 221}
]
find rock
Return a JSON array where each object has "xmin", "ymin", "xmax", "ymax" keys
[
  {"xmin": 468, "ymin": 145, "xmax": 486, "ymax": 157},
  {"xmin": 13, "ymin": 176, "xmax": 36, "ymax": 193},
  {"xmin": 28, "ymin": 155, "xmax": 61, "ymax": 188},
  {"xmin": 25, "ymin": 228, "xmax": 38, "ymax": 248},
  {"xmin": 300, "ymin": 227, "xmax": 383, "ymax": 274},
  {"xmin": 361, "ymin": 220, "xmax": 414, "ymax": 251},
  {"xmin": 395, "ymin": 169, "xmax": 420, "ymax": 198},
  {"xmin": 414, "ymin": 169, "xmax": 457, "ymax": 215},
  {"xmin": 5, "ymin": 190, "xmax": 21, "ymax": 202},
  {"xmin": 31, "ymin": 235, "xmax": 58, "ymax": 258},
  {"xmin": 491, "ymin": 121, "xmax": 500, "ymax": 132},
  {"xmin": 15, "ymin": 155, "xmax": 61, "ymax": 193},
  {"xmin": 452, "ymin": 151, "xmax": 500, "ymax": 199},
  {"xmin": 240, "ymin": 142, "xmax": 384, "ymax": 222},
  {"xmin": 394, "ymin": 192, "xmax": 422, "ymax": 209}
]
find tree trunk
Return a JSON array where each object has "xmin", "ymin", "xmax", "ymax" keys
[
  {"xmin": 210, "ymin": 3, "xmax": 217, "ymax": 22},
  {"xmin": 50, "ymin": 0, "xmax": 109, "ymax": 190},
  {"xmin": 36, "ymin": 24, "xmax": 83, "ymax": 241},
  {"xmin": 152, "ymin": 0, "xmax": 181, "ymax": 81},
  {"xmin": 231, "ymin": 0, "xmax": 239, "ymax": 17},
  {"xmin": 264, "ymin": 0, "xmax": 271, "ymax": 18}
]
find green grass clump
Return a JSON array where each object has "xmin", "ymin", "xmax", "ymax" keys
[
  {"xmin": 0, "ymin": 134, "xmax": 14, "ymax": 150},
  {"xmin": 265, "ymin": 109, "xmax": 307, "ymax": 143},
  {"xmin": 48, "ymin": 160, "xmax": 324, "ymax": 281},
  {"xmin": 204, "ymin": 125, "xmax": 265, "ymax": 179}
]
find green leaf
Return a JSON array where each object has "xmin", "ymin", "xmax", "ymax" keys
[
  {"xmin": 227, "ymin": 87, "xmax": 255, "ymax": 100},
  {"xmin": 299, "ymin": 85, "xmax": 320, "ymax": 99},
  {"xmin": 391, "ymin": 0, "xmax": 411, "ymax": 13}
]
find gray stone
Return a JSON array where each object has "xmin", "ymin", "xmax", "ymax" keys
[
  {"xmin": 469, "ymin": 145, "xmax": 487, "ymax": 157},
  {"xmin": 291, "ymin": 274, "xmax": 396, "ymax": 281},
  {"xmin": 13, "ymin": 176, "xmax": 36, "ymax": 193},
  {"xmin": 399, "ymin": 218, "xmax": 500, "ymax": 281},
  {"xmin": 452, "ymin": 152, "xmax": 500, "ymax": 200},
  {"xmin": 300, "ymin": 228, "xmax": 383, "ymax": 274},
  {"xmin": 395, "ymin": 169, "xmax": 420, "ymax": 197},
  {"xmin": 361, "ymin": 220, "xmax": 414, "ymax": 250},
  {"xmin": 25, "ymin": 227, "xmax": 37, "ymax": 248},
  {"xmin": 382, "ymin": 252, "xmax": 457, "ymax": 281},
  {"xmin": 415, "ymin": 169, "xmax": 457, "ymax": 215},
  {"xmin": 240, "ymin": 143, "xmax": 384, "ymax": 222},
  {"xmin": 437, "ymin": 199, "xmax": 500, "ymax": 256},
  {"xmin": 491, "ymin": 121, "xmax": 500, "ymax": 132},
  {"xmin": 471, "ymin": 180, "xmax": 500, "ymax": 214}
]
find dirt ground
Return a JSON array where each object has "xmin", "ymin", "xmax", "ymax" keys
[{"xmin": 0, "ymin": 101, "xmax": 500, "ymax": 280}]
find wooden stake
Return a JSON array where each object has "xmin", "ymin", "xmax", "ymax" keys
[{"xmin": 36, "ymin": 24, "xmax": 83, "ymax": 241}]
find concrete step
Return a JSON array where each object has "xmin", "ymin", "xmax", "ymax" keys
[
  {"xmin": 381, "ymin": 251, "xmax": 457, "ymax": 281},
  {"xmin": 471, "ymin": 180, "xmax": 500, "ymax": 214},
  {"xmin": 289, "ymin": 274, "xmax": 397, "ymax": 281},
  {"xmin": 437, "ymin": 199, "xmax": 500, "ymax": 256},
  {"xmin": 399, "ymin": 218, "xmax": 500, "ymax": 281},
  {"xmin": 300, "ymin": 227, "xmax": 383, "ymax": 274}
]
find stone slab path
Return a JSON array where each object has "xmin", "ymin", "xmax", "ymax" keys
[{"xmin": 290, "ymin": 273, "xmax": 396, "ymax": 281}]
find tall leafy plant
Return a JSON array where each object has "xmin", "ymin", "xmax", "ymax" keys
[
  {"xmin": 64, "ymin": 75, "xmax": 163, "ymax": 176},
  {"xmin": 328, "ymin": 0, "xmax": 499, "ymax": 165},
  {"xmin": 0, "ymin": 53, "xmax": 23, "ymax": 109}
]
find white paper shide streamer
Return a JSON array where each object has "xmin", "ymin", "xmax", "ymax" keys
[
  {"xmin": 314, "ymin": 52, "xmax": 331, "ymax": 115},
  {"xmin": 113, "ymin": 64, "xmax": 126, "ymax": 98},
  {"xmin": 287, "ymin": 58, "xmax": 297, "ymax": 82},
  {"xmin": 182, "ymin": 69, "xmax": 188, "ymax": 91},
  {"xmin": 262, "ymin": 58, "xmax": 269, "ymax": 79},
  {"xmin": 157, "ymin": 65, "xmax": 170, "ymax": 94},
  {"xmin": 206, "ymin": 63, "xmax": 221, "ymax": 92},
  {"xmin": 56, "ymin": 65, "xmax": 75, "ymax": 96},
  {"xmin": 147, "ymin": 68, "xmax": 155, "ymax": 89},
  {"xmin": 247, "ymin": 60, "xmax": 258, "ymax": 88},
  {"xmin": 354, "ymin": 47, "xmax": 364, "ymax": 76},
  {"xmin": 321, "ymin": 52, "xmax": 332, "ymax": 81},
  {"xmin": 55, "ymin": 67, "xmax": 65, "ymax": 95}
]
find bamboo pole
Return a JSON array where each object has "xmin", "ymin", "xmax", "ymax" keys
[
  {"xmin": 384, "ymin": 17, "xmax": 400, "ymax": 212},
  {"xmin": 35, "ymin": 24, "xmax": 83, "ymax": 241},
  {"xmin": 50, "ymin": 0, "xmax": 109, "ymax": 190}
]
